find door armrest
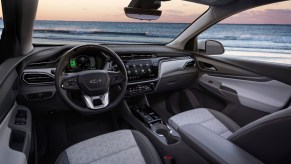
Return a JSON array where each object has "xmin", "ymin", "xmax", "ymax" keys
[{"xmin": 179, "ymin": 124, "xmax": 263, "ymax": 164}]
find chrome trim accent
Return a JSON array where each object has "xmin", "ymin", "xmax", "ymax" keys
[
  {"xmin": 128, "ymin": 79, "xmax": 159, "ymax": 85},
  {"xmin": 83, "ymin": 92, "xmax": 109, "ymax": 110},
  {"xmin": 127, "ymin": 57, "xmax": 192, "ymax": 85},
  {"xmin": 159, "ymin": 58, "xmax": 194, "ymax": 78},
  {"xmin": 23, "ymin": 68, "xmax": 56, "ymax": 75},
  {"xmin": 22, "ymin": 71, "xmax": 55, "ymax": 85}
]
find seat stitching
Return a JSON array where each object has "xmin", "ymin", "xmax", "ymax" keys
[
  {"xmin": 219, "ymin": 130, "xmax": 231, "ymax": 135},
  {"xmin": 200, "ymin": 118, "xmax": 216, "ymax": 124},
  {"xmin": 175, "ymin": 117, "xmax": 214, "ymax": 129},
  {"xmin": 176, "ymin": 117, "xmax": 217, "ymax": 129},
  {"xmin": 86, "ymin": 145, "xmax": 138, "ymax": 164},
  {"xmin": 200, "ymin": 118, "xmax": 231, "ymax": 135},
  {"xmin": 220, "ymin": 130, "xmax": 231, "ymax": 135}
]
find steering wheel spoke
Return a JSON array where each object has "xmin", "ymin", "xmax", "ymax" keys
[
  {"xmin": 83, "ymin": 92, "xmax": 109, "ymax": 109},
  {"xmin": 61, "ymin": 74, "xmax": 80, "ymax": 91},
  {"xmin": 108, "ymin": 71, "xmax": 124, "ymax": 86}
]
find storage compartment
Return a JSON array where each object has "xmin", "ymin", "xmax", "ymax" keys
[
  {"xmin": 151, "ymin": 123, "xmax": 179, "ymax": 145},
  {"xmin": 156, "ymin": 73, "xmax": 196, "ymax": 93},
  {"xmin": 9, "ymin": 130, "xmax": 26, "ymax": 152}
]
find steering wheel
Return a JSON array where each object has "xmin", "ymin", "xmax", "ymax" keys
[{"xmin": 55, "ymin": 44, "xmax": 128, "ymax": 114}]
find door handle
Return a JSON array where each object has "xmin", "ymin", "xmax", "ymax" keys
[
  {"xmin": 198, "ymin": 61, "xmax": 217, "ymax": 71},
  {"xmin": 204, "ymin": 66, "xmax": 217, "ymax": 71}
]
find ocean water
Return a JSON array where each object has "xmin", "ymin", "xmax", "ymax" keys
[
  {"xmin": 199, "ymin": 24, "xmax": 291, "ymax": 55},
  {"xmin": 33, "ymin": 21, "xmax": 187, "ymax": 44},
  {"xmin": 0, "ymin": 20, "xmax": 290, "ymax": 64}
]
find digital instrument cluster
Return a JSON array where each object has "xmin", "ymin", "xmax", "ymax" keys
[{"xmin": 67, "ymin": 55, "xmax": 107, "ymax": 72}]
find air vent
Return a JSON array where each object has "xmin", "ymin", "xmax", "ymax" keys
[
  {"xmin": 119, "ymin": 53, "xmax": 156, "ymax": 61},
  {"xmin": 22, "ymin": 73, "xmax": 55, "ymax": 85}
]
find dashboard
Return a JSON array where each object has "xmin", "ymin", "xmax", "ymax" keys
[{"xmin": 20, "ymin": 45, "xmax": 197, "ymax": 101}]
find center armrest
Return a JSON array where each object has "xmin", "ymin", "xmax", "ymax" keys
[{"xmin": 179, "ymin": 124, "xmax": 263, "ymax": 164}]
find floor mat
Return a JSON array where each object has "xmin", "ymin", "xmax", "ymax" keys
[
  {"xmin": 35, "ymin": 111, "xmax": 116, "ymax": 164},
  {"xmin": 66, "ymin": 113, "xmax": 115, "ymax": 145}
]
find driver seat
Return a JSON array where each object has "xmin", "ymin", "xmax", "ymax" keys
[{"xmin": 55, "ymin": 130, "xmax": 162, "ymax": 164}]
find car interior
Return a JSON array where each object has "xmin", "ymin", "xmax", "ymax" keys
[{"xmin": 0, "ymin": 0, "xmax": 291, "ymax": 164}]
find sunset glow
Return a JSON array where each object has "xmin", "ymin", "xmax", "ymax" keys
[
  {"xmin": 0, "ymin": 0, "xmax": 291, "ymax": 23},
  {"xmin": 34, "ymin": 0, "xmax": 207, "ymax": 23}
]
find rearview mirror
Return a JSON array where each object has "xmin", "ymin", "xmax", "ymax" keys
[
  {"xmin": 124, "ymin": 7, "xmax": 162, "ymax": 21},
  {"xmin": 198, "ymin": 40, "xmax": 225, "ymax": 55}
]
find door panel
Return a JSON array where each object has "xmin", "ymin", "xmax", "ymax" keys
[
  {"xmin": 196, "ymin": 56, "xmax": 261, "ymax": 77},
  {"xmin": 0, "ymin": 104, "xmax": 32, "ymax": 164},
  {"xmin": 199, "ymin": 74, "xmax": 291, "ymax": 113},
  {"xmin": 0, "ymin": 58, "xmax": 32, "ymax": 164},
  {"xmin": 210, "ymin": 56, "xmax": 291, "ymax": 86},
  {"xmin": 194, "ymin": 54, "xmax": 291, "ymax": 120}
]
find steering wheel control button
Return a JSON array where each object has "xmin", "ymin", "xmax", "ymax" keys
[
  {"xmin": 109, "ymin": 72, "xmax": 124, "ymax": 86},
  {"xmin": 62, "ymin": 76, "xmax": 79, "ymax": 90}
]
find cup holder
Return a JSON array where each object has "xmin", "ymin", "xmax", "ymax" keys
[{"xmin": 151, "ymin": 123, "xmax": 180, "ymax": 145}]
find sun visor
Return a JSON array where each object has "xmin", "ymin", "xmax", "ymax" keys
[{"xmin": 185, "ymin": 0, "xmax": 236, "ymax": 6}]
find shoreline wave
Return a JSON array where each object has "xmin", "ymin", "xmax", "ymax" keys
[{"xmin": 33, "ymin": 29, "xmax": 175, "ymax": 38}]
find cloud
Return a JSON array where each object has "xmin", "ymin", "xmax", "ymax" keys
[
  {"xmin": 182, "ymin": 3, "xmax": 190, "ymax": 7},
  {"xmin": 164, "ymin": 10, "xmax": 185, "ymax": 14},
  {"xmin": 158, "ymin": 13, "xmax": 200, "ymax": 23},
  {"xmin": 222, "ymin": 9, "xmax": 291, "ymax": 24}
]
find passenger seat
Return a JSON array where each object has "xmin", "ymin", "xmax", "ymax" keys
[
  {"xmin": 169, "ymin": 108, "xmax": 240, "ymax": 138},
  {"xmin": 169, "ymin": 107, "xmax": 291, "ymax": 163}
]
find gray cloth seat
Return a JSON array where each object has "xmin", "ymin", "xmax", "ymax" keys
[
  {"xmin": 169, "ymin": 107, "xmax": 291, "ymax": 163},
  {"xmin": 169, "ymin": 108, "xmax": 240, "ymax": 138},
  {"xmin": 55, "ymin": 130, "xmax": 162, "ymax": 164}
]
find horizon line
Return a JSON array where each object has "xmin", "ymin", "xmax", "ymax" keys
[{"xmin": 33, "ymin": 19, "xmax": 291, "ymax": 25}]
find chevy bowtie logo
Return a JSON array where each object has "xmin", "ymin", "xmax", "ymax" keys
[{"xmin": 89, "ymin": 79, "xmax": 102, "ymax": 84}]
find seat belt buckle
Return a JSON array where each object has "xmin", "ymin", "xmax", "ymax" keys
[{"xmin": 164, "ymin": 155, "xmax": 174, "ymax": 164}]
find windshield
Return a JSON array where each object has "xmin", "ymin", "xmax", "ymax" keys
[{"xmin": 32, "ymin": 0, "xmax": 208, "ymax": 44}]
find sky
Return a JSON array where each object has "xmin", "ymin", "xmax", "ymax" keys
[{"xmin": 1, "ymin": 0, "xmax": 291, "ymax": 24}]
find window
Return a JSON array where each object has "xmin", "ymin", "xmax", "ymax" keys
[
  {"xmin": 34, "ymin": 0, "xmax": 208, "ymax": 44},
  {"xmin": 198, "ymin": 1, "xmax": 291, "ymax": 65}
]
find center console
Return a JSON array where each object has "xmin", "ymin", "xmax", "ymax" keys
[
  {"xmin": 125, "ymin": 96, "xmax": 180, "ymax": 145},
  {"xmin": 123, "ymin": 58, "xmax": 160, "ymax": 96},
  {"xmin": 130, "ymin": 105, "xmax": 180, "ymax": 145},
  {"xmin": 121, "ymin": 96, "xmax": 209, "ymax": 164}
]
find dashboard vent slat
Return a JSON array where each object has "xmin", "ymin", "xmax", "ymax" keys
[
  {"xmin": 22, "ymin": 73, "xmax": 55, "ymax": 85},
  {"xmin": 119, "ymin": 53, "xmax": 156, "ymax": 61}
]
